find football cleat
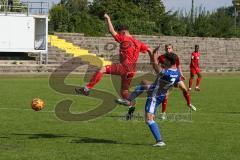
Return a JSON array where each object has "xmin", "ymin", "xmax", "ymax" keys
[
  {"xmin": 126, "ymin": 106, "xmax": 135, "ymax": 120},
  {"xmin": 153, "ymin": 141, "xmax": 166, "ymax": 147},
  {"xmin": 75, "ymin": 87, "xmax": 89, "ymax": 96},
  {"xmin": 160, "ymin": 112, "xmax": 167, "ymax": 120},
  {"xmin": 189, "ymin": 104, "xmax": 197, "ymax": 111},
  {"xmin": 195, "ymin": 87, "xmax": 200, "ymax": 91},
  {"xmin": 116, "ymin": 99, "xmax": 135, "ymax": 106},
  {"xmin": 188, "ymin": 88, "xmax": 192, "ymax": 92},
  {"xmin": 116, "ymin": 98, "xmax": 131, "ymax": 106}
]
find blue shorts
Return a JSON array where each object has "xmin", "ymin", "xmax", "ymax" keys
[{"xmin": 145, "ymin": 96, "xmax": 166, "ymax": 114}]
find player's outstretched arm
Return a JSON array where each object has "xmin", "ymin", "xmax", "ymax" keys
[
  {"xmin": 104, "ymin": 13, "xmax": 117, "ymax": 37},
  {"xmin": 151, "ymin": 45, "xmax": 161, "ymax": 73},
  {"xmin": 147, "ymin": 49, "xmax": 153, "ymax": 62}
]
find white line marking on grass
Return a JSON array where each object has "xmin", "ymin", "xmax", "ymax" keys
[
  {"xmin": 0, "ymin": 108, "xmax": 239, "ymax": 125},
  {"xmin": 199, "ymin": 121, "xmax": 240, "ymax": 126}
]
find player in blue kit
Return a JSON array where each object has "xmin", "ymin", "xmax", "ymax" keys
[
  {"xmin": 122, "ymin": 53, "xmax": 195, "ymax": 146},
  {"xmin": 145, "ymin": 53, "xmax": 180, "ymax": 146}
]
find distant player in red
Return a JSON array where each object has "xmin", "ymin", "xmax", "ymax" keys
[
  {"xmin": 189, "ymin": 45, "xmax": 202, "ymax": 91},
  {"xmin": 75, "ymin": 13, "xmax": 151, "ymax": 99},
  {"xmin": 157, "ymin": 44, "xmax": 190, "ymax": 119},
  {"xmin": 158, "ymin": 44, "xmax": 184, "ymax": 78}
]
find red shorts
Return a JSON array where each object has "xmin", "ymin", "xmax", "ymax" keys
[
  {"xmin": 190, "ymin": 67, "xmax": 200, "ymax": 75},
  {"xmin": 105, "ymin": 63, "xmax": 136, "ymax": 90}
]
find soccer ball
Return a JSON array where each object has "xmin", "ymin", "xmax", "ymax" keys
[{"xmin": 31, "ymin": 98, "xmax": 45, "ymax": 111}]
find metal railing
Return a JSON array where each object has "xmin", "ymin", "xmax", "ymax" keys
[{"xmin": 0, "ymin": 1, "xmax": 49, "ymax": 15}]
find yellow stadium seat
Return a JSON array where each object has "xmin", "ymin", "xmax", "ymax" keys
[{"xmin": 48, "ymin": 35, "xmax": 112, "ymax": 67}]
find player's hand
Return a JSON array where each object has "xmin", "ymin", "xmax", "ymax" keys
[
  {"xmin": 153, "ymin": 44, "xmax": 160, "ymax": 54},
  {"xmin": 181, "ymin": 75, "xmax": 185, "ymax": 81},
  {"xmin": 104, "ymin": 13, "xmax": 110, "ymax": 20}
]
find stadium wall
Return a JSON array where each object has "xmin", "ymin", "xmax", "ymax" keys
[{"xmin": 55, "ymin": 33, "xmax": 240, "ymax": 73}]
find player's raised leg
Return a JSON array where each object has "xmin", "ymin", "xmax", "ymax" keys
[
  {"xmin": 76, "ymin": 63, "xmax": 125, "ymax": 96},
  {"xmin": 116, "ymin": 79, "xmax": 152, "ymax": 105},
  {"xmin": 75, "ymin": 66, "xmax": 106, "ymax": 96},
  {"xmin": 116, "ymin": 80, "xmax": 152, "ymax": 119}
]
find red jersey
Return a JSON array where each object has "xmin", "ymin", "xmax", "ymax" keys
[
  {"xmin": 158, "ymin": 53, "xmax": 180, "ymax": 68},
  {"xmin": 114, "ymin": 33, "xmax": 149, "ymax": 65},
  {"xmin": 190, "ymin": 51, "xmax": 200, "ymax": 68}
]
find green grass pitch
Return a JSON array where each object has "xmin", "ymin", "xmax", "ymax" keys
[{"xmin": 0, "ymin": 74, "xmax": 239, "ymax": 160}]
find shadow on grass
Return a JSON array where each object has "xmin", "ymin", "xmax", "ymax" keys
[
  {"xmin": 12, "ymin": 133, "xmax": 74, "ymax": 139},
  {"xmin": 71, "ymin": 137, "xmax": 145, "ymax": 146},
  {"xmin": 0, "ymin": 136, "xmax": 9, "ymax": 139},
  {"xmin": 12, "ymin": 134, "xmax": 148, "ymax": 146},
  {"xmin": 218, "ymin": 112, "xmax": 240, "ymax": 115},
  {"xmin": 72, "ymin": 137, "xmax": 117, "ymax": 144}
]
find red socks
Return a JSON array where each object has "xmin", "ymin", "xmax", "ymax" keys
[
  {"xmin": 189, "ymin": 77, "xmax": 194, "ymax": 88},
  {"xmin": 183, "ymin": 90, "xmax": 190, "ymax": 106},
  {"xmin": 86, "ymin": 71, "xmax": 103, "ymax": 89},
  {"xmin": 121, "ymin": 90, "xmax": 130, "ymax": 99},
  {"xmin": 196, "ymin": 77, "xmax": 201, "ymax": 87},
  {"xmin": 162, "ymin": 98, "xmax": 168, "ymax": 113}
]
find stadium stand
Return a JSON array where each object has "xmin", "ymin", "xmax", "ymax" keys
[
  {"xmin": 0, "ymin": 32, "xmax": 239, "ymax": 73},
  {"xmin": 55, "ymin": 33, "xmax": 240, "ymax": 73}
]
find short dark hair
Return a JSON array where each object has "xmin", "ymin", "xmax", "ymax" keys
[
  {"xmin": 117, "ymin": 25, "xmax": 129, "ymax": 31},
  {"xmin": 164, "ymin": 53, "xmax": 177, "ymax": 68}
]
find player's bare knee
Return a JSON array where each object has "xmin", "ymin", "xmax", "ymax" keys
[
  {"xmin": 145, "ymin": 115, "xmax": 155, "ymax": 125},
  {"xmin": 165, "ymin": 93, "xmax": 169, "ymax": 99},
  {"xmin": 146, "ymin": 114, "xmax": 154, "ymax": 120},
  {"xmin": 180, "ymin": 85, "xmax": 188, "ymax": 92},
  {"xmin": 99, "ymin": 67, "xmax": 106, "ymax": 73},
  {"xmin": 183, "ymin": 89, "xmax": 189, "ymax": 94}
]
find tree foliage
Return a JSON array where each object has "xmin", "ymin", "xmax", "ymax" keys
[{"xmin": 49, "ymin": 0, "xmax": 240, "ymax": 37}]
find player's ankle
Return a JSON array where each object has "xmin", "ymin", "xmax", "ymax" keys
[{"xmin": 84, "ymin": 86, "xmax": 90, "ymax": 91}]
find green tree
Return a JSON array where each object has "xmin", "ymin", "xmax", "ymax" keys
[
  {"xmin": 1, "ymin": 0, "xmax": 22, "ymax": 12},
  {"xmin": 48, "ymin": 0, "xmax": 239, "ymax": 37},
  {"xmin": 208, "ymin": 7, "xmax": 235, "ymax": 37},
  {"xmin": 49, "ymin": 5, "xmax": 69, "ymax": 32},
  {"xmin": 232, "ymin": 0, "xmax": 240, "ymax": 10},
  {"xmin": 89, "ymin": 0, "xmax": 165, "ymax": 34}
]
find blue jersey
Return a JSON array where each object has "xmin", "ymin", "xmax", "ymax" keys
[{"xmin": 148, "ymin": 68, "xmax": 181, "ymax": 97}]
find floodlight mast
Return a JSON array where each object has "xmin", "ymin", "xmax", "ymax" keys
[{"xmin": 233, "ymin": 0, "xmax": 240, "ymax": 35}]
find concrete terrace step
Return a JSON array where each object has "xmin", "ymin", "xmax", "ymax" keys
[
  {"xmin": 0, "ymin": 64, "xmax": 99, "ymax": 73},
  {"xmin": 51, "ymin": 33, "xmax": 240, "ymax": 73},
  {"xmin": 0, "ymin": 60, "xmax": 37, "ymax": 65}
]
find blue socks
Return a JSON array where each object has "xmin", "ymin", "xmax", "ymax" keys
[
  {"xmin": 147, "ymin": 120, "xmax": 162, "ymax": 142},
  {"xmin": 128, "ymin": 85, "xmax": 144, "ymax": 101}
]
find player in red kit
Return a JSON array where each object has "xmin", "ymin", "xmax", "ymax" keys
[
  {"xmin": 75, "ymin": 13, "xmax": 151, "ymax": 99},
  {"xmin": 189, "ymin": 45, "xmax": 202, "ymax": 91},
  {"xmin": 157, "ymin": 44, "xmax": 187, "ymax": 119}
]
